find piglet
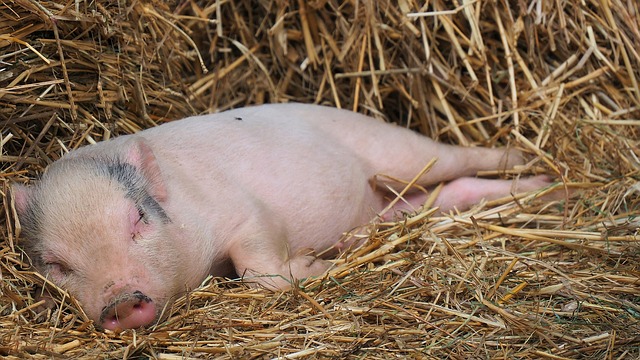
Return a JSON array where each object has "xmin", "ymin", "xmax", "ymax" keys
[{"xmin": 13, "ymin": 103, "xmax": 551, "ymax": 330}]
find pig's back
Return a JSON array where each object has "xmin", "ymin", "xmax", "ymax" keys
[{"xmin": 137, "ymin": 103, "xmax": 382, "ymax": 252}]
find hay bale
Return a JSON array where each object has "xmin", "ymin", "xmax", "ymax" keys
[{"xmin": 1, "ymin": 0, "xmax": 639, "ymax": 358}]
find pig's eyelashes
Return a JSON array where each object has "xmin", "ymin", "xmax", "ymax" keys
[
  {"xmin": 131, "ymin": 207, "xmax": 149, "ymax": 241},
  {"xmin": 136, "ymin": 207, "xmax": 149, "ymax": 225}
]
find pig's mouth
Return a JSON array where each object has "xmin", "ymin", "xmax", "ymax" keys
[{"xmin": 99, "ymin": 290, "xmax": 157, "ymax": 330}]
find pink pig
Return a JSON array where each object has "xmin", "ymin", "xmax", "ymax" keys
[{"xmin": 13, "ymin": 103, "xmax": 550, "ymax": 330}]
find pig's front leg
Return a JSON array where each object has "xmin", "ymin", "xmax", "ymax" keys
[
  {"xmin": 227, "ymin": 218, "xmax": 332, "ymax": 290},
  {"xmin": 229, "ymin": 238, "xmax": 332, "ymax": 290}
]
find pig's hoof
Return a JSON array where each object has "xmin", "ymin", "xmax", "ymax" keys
[
  {"xmin": 248, "ymin": 256, "xmax": 332, "ymax": 291},
  {"xmin": 100, "ymin": 291, "xmax": 157, "ymax": 330},
  {"xmin": 289, "ymin": 255, "xmax": 332, "ymax": 278}
]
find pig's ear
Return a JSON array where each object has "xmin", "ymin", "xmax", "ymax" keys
[
  {"xmin": 11, "ymin": 183, "xmax": 31, "ymax": 216},
  {"xmin": 124, "ymin": 138, "xmax": 167, "ymax": 202}
]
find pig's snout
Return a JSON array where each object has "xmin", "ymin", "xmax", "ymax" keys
[{"xmin": 99, "ymin": 291, "xmax": 157, "ymax": 330}]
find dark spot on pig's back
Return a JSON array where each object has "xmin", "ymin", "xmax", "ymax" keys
[{"xmin": 105, "ymin": 162, "xmax": 171, "ymax": 224}]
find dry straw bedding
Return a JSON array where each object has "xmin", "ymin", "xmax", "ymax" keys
[{"xmin": 1, "ymin": 0, "xmax": 639, "ymax": 358}]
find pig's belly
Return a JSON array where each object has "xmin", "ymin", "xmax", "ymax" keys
[
  {"xmin": 212, "ymin": 138, "xmax": 383, "ymax": 254},
  {"xmin": 232, "ymin": 145, "xmax": 383, "ymax": 255},
  {"xmin": 281, "ymin": 176, "xmax": 384, "ymax": 256}
]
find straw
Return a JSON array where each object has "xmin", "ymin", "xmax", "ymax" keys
[{"xmin": 1, "ymin": 0, "xmax": 638, "ymax": 358}]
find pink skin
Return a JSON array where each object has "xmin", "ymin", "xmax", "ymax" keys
[
  {"xmin": 98, "ymin": 205, "xmax": 159, "ymax": 329},
  {"xmin": 13, "ymin": 103, "xmax": 554, "ymax": 330}
]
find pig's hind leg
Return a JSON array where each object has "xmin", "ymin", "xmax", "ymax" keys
[
  {"xmin": 366, "ymin": 128, "xmax": 525, "ymax": 189},
  {"xmin": 363, "ymin": 127, "xmax": 554, "ymax": 215},
  {"xmin": 382, "ymin": 175, "xmax": 554, "ymax": 217},
  {"xmin": 432, "ymin": 174, "xmax": 552, "ymax": 213}
]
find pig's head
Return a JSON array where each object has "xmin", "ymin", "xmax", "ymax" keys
[{"xmin": 13, "ymin": 138, "xmax": 194, "ymax": 330}]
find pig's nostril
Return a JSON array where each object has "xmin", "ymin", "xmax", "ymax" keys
[{"xmin": 100, "ymin": 292, "xmax": 157, "ymax": 330}]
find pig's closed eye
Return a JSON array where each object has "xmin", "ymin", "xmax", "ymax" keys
[
  {"xmin": 132, "ymin": 206, "xmax": 149, "ymax": 241},
  {"xmin": 136, "ymin": 207, "xmax": 149, "ymax": 225},
  {"xmin": 45, "ymin": 261, "xmax": 73, "ymax": 277}
]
